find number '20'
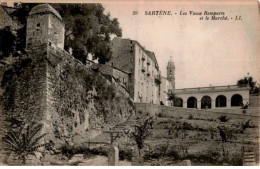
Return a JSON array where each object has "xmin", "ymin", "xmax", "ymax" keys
[{"xmin": 132, "ymin": 11, "xmax": 138, "ymax": 15}]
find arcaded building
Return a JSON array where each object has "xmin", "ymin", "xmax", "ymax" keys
[
  {"xmin": 174, "ymin": 85, "xmax": 250, "ymax": 109},
  {"xmin": 165, "ymin": 56, "xmax": 250, "ymax": 109}
]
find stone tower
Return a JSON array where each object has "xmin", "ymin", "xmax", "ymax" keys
[
  {"xmin": 167, "ymin": 56, "xmax": 175, "ymax": 89},
  {"xmin": 26, "ymin": 4, "xmax": 65, "ymax": 49}
]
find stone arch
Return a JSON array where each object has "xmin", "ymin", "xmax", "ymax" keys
[
  {"xmin": 215, "ymin": 95, "xmax": 227, "ymax": 107},
  {"xmin": 174, "ymin": 97, "xmax": 183, "ymax": 107},
  {"xmin": 201, "ymin": 95, "xmax": 212, "ymax": 109},
  {"xmin": 187, "ymin": 97, "xmax": 197, "ymax": 108},
  {"xmin": 231, "ymin": 94, "xmax": 243, "ymax": 106}
]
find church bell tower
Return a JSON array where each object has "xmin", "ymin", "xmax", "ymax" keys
[{"xmin": 167, "ymin": 56, "xmax": 175, "ymax": 89}]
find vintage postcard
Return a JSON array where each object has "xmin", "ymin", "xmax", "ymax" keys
[{"xmin": 0, "ymin": 0, "xmax": 259, "ymax": 166}]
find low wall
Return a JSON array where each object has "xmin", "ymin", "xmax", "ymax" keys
[
  {"xmin": 250, "ymin": 95, "xmax": 260, "ymax": 108},
  {"xmin": 135, "ymin": 103, "xmax": 260, "ymax": 123}
]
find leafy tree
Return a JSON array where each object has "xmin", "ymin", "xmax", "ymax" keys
[
  {"xmin": 129, "ymin": 116, "xmax": 153, "ymax": 157},
  {"xmin": 0, "ymin": 26, "xmax": 17, "ymax": 59},
  {"xmin": 7, "ymin": 3, "xmax": 122, "ymax": 64},
  {"xmin": 167, "ymin": 90, "xmax": 177, "ymax": 106},
  {"xmin": 218, "ymin": 115, "xmax": 229, "ymax": 122},
  {"xmin": 3, "ymin": 122, "xmax": 47, "ymax": 165},
  {"xmin": 201, "ymin": 96, "xmax": 212, "ymax": 109},
  {"xmin": 237, "ymin": 76, "xmax": 259, "ymax": 94}
]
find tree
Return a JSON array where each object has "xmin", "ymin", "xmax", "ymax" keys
[
  {"xmin": 201, "ymin": 96, "xmax": 212, "ymax": 109},
  {"xmin": 3, "ymin": 122, "xmax": 47, "ymax": 165},
  {"xmin": 237, "ymin": 76, "xmax": 259, "ymax": 94},
  {"xmin": 0, "ymin": 27, "xmax": 17, "ymax": 59},
  {"xmin": 167, "ymin": 90, "xmax": 177, "ymax": 106},
  {"xmin": 129, "ymin": 116, "xmax": 153, "ymax": 157},
  {"xmin": 7, "ymin": 3, "xmax": 122, "ymax": 64}
]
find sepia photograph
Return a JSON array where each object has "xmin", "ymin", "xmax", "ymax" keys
[{"xmin": 0, "ymin": 0, "xmax": 259, "ymax": 166}]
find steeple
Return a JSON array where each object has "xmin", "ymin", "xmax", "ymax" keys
[{"xmin": 167, "ymin": 56, "xmax": 175, "ymax": 89}]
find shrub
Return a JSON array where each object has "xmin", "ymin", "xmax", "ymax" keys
[
  {"xmin": 60, "ymin": 145, "xmax": 108, "ymax": 158},
  {"xmin": 157, "ymin": 112, "xmax": 163, "ymax": 117},
  {"xmin": 60, "ymin": 144, "xmax": 75, "ymax": 158},
  {"xmin": 89, "ymin": 147, "xmax": 108, "ymax": 156},
  {"xmin": 119, "ymin": 149, "xmax": 133, "ymax": 161},
  {"xmin": 188, "ymin": 114, "xmax": 193, "ymax": 120},
  {"xmin": 166, "ymin": 149, "xmax": 179, "ymax": 159},
  {"xmin": 230, "ymin": 153, "xmax": 243, "ymax": 166},
  {"xmin": 181, "ymin": 122, "xmax": 193, "ymax": 130},
  {"xmin": 218, "ymin": 115, "xmax": 229, "ymax": 122},
  {"xmin": 186, "ymin": 150, "xmax": 221, "ymax": 165}
]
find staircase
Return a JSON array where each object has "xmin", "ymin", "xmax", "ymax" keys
[
  {"xmin": 90, "ymin": 115, "xmax": 138, "ymax": 143},
  {"xmin": 243, "ymin": 146, "xmax": 256, "ymax": 166},
  {"xmin": 105, "ymin": 114, "xmax": 137, "ymax": 134},
  {"xmin": 242, "ymin": 127, "xmax": 259, "ymax": 166}
]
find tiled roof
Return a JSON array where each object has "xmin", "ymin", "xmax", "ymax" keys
[{"xmin": 29, "ymin": 4, "xmax": 62, "ymax": 20}]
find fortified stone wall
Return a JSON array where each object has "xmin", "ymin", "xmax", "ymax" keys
[
  {"xmin": 0, "ymin": 44, "xmax": 135, "ymax": 150},
  {"xmin": 45, "ymin": 45, "xmax": 135, "ymax": 145}
]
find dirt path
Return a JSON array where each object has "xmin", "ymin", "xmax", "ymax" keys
[{"xmin": 77, "ymin": 155, "xmax": 131, "ymax": 166}]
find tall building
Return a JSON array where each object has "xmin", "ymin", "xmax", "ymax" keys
[
  {"xmin": 159, "ymin": 57, "xmax": 175, "ymax": 106},
  {"xmin": 108, "ymin": 37, "xmax": 161, "ymax": 104},
  {"xmin": 167, "ymin": 56, "xmax": 175, "ymax": 90}
]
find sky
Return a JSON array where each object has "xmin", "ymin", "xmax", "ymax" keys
[
  {"xmin": 101, "ymin": 0, "xmax": 260, "ymax": 89},
  {"xmin": 4, "ymin": 0, "xmax": 260, "ymax": 89}
]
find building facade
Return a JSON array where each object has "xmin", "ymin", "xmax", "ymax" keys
[
  {"xmin": 108, "ymin": 37, "xmax": 161, "ymax": 104},
  {"xmin": 174, "ymin": 85, "xmax": 250, "ymax": 109}
]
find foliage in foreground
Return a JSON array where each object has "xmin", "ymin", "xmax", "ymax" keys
[
  {"xmin": 3, "ymin": 122, "xmax": 47, "ymax": 164},
  {"xmin": 128, "ymin": 115, "xmax": 154, "ymax": 157}
]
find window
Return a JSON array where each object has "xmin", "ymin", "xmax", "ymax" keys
[{"xmin": 36, "ymin": 23, "xmax": 40, "ymax": 30}]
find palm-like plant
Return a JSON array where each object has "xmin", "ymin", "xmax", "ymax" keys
[{"xmin": 3, "ymin": 122, "xmax": 47, "ymax": 165}]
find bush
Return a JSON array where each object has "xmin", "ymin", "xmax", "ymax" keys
[
  {"xmin": 188, "ymin": 114, "xmax": 193, "ymax": 120},
  {"xmin": 60, "ymin": 144, "xmax": 75, "ymax": 158},
  {"xmin": 89, "ymin": 147, "xmax": 108, "ymax": 156},
  {"xmin": 181, "ymin": 122, "xmax": 193, "ymax": 130},
  {"xmin": 119, "ymin": 149, "xmax": 133, "ymax": 161},
  {"xmin": 186, "ymin": 150, "xmax": 221, "ymax": 165},
  {"xmin": 157, "ymin": 112, "xmax": 163, "ymax": 117},
  {"xmin": 219, "ymin": 115, "xmax": 229, "ymax": 122},
  {"xmin": 144, "ymin": 144, "xmax": 180, "ymax": 161},
  {"xmin": 166, "ymin": 149, "xmax": 179, "ymax": 159},
  {"xmin": 60, "ymin": 145, "xmax": 108, "ymax": 158},
  {"xmin": 230, "ymin": 153, "xmax": 243, "ymax": 166}
]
